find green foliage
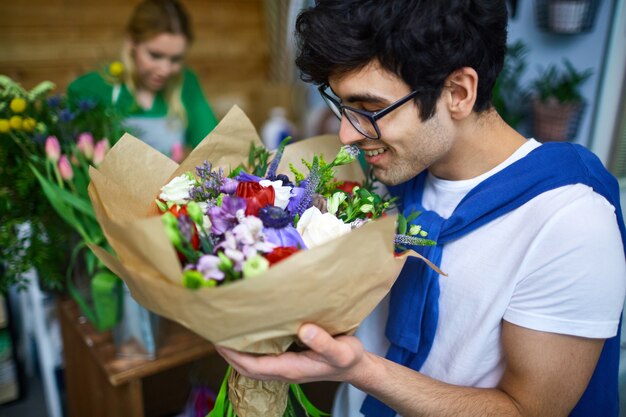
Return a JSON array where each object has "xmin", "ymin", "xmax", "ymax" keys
[
  {"xmin": 492, "ymin": 40, "xmax": 531, "ymax": 129},
  {"xmin": 532, "ymin": 59, "xmax": 593, "ymax": 104},
  {"xmin": 0, "ymin": 75, "xmax": 125, "ymax": 293}
]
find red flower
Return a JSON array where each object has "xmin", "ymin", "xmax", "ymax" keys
[
  {"xmin": 265, "ymin": 246, "xmax": 300, "ymax": 265},
  {"xmin": 236, "ymin": 181, "xmax": 275, "ymax": 216},
  {"xmin": 336, "ymin": 181, "xmax": 361, "ymax": 195}
]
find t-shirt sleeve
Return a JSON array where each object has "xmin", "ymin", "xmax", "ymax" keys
[
  {"xmin": 504, "ymin": 189, "xmax": 626, "ymax": 339},
  {"xmin": 182, "ymin": 69, "xmax": 218, "ymax": 148}
]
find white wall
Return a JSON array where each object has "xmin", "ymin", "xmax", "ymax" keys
[{"xmin": 506, "ymin": 0, "xmax": 616, "ymax": 147}]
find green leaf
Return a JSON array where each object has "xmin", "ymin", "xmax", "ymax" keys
[
  {"xmin": 208, "ymin": 366, "xmax": 232, "ymax": 417},
  {"xmin": 397, "ymin": 215, "xmax": 407, "ymax": 235},
  {"xmin": 29, "ymin": 164, "xmax": 89, "ymax": 240},
  {"xmin": 290, "ymin": 384, "xmax": 330, "ymax": 417}
]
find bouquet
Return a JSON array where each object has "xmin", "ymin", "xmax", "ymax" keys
[
  {"xmin": 0, "ymin": 74, "xmax": 125, "ymax": 329},
  {"xmin": 88, "ymin": 106, "xmax": 437, "ymax": 416}
]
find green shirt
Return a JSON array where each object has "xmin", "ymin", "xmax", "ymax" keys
[{"xmin": 67, "ymin": 67, "xmax": 217, "ymax": 148}]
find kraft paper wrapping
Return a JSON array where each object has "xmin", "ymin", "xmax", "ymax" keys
[{"xmin": 87, "ymin": 105, "xmax": 412, "ymax": 416}]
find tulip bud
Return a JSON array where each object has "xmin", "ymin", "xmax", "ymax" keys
[
  {"xmin": 77, "ymin": 132, "xmax": 94, "ymax": 159},
  {"xmin": 171, "ymin": 142, "xmax": 184, "ymax": 163},
  {"xmin": 93, "ymin": 138, "xmax": 110, "ymax": 166},
  {"xmin": 45, "ymin": 136, "xmax": 61, "ymax": 162},
  {"xmin": 58, "ymin": 155, "xmax": 74, "ymax": 181}
]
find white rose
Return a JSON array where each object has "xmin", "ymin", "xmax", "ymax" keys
[
  {"xmin": 297, "ymin": 206, "xmax": 351, "ymax": 248},
  {"xmin": 159, "ymin": 174, "xmax": 195, "ymax": 205},
  {"xmin": 260, "ymin": 179, "xmax": 291, "ymax": 209}
]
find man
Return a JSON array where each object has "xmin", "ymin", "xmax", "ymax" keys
[{"xmin": 218, "ymin": 1, "xmax": 626, "ymax": 415}]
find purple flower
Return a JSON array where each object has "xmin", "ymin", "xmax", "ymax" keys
[
  {"xmin": 257, "ymin": 205, "xmax": 291, "ymax": 229},
  {"xmin": 196, "ymin": 255, "xmax": 225, "ymax": 281},
  {"xmin": 235, "ymin": 172, "xmax": 262, "ymax": 182},
  {"xmin": 47, "ymin": 95, "xmax": 62, "ymax": 108},
  {"xmin": 208, "ymin": 195, "xmax": 246, "ymax": 235},
  {"xmin": 263, "ymin": 226, "xmax": 307, "ymax": 249},
  {"xmin": 286, "ymin": 186, "xmax": 307, "ymax": 216},
  {"xmin": 77, "ymin": 98, "xmax": 97, "ymax": 112},
  {"xmin": 220, "ymin": 177, "xmax": 239, "ymax": 194},
  {"xmin": 59, "ymin": 109, "xmax": 74, "ymax": 123}
]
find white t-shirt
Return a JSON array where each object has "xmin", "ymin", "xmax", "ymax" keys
[{"xmin": 333, "ymin": 139, "xmax": 626, "ymax": 416}]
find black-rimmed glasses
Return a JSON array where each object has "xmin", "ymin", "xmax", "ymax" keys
[{"xmin": 318, "ymin": 84, "xmax": 418, "ymax": 140}]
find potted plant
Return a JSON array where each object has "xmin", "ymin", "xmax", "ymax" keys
[{"xmin": 530, "ymin": 59, "xmax": 592, "ymax": 142}]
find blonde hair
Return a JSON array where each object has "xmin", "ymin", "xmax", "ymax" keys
[{"xmin": 121, "ymin": 0, "xmax": 193, "ymax": 125}]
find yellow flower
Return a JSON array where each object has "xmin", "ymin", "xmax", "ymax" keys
[
  {"xmin": 9, "ymin": 115, "xmax": 23, "ymax": 130},
  {"xmin": 108, "ymin": 61, "xmax": 124, "ymax": 78},
  {"xmin": 9, "ymin": 97, "xmax": 27, "ymax": 113},
  {"xmin": 0, "ymin": 119, "xmax": 9, "ymax": 133},
  {"xmin": 22, "ymin": 117, "xmax": 37, "ymax": 132}
]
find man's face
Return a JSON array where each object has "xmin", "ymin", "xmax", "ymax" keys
[
  {"xmin": 133, "ymin": 33, "xmax": 187, "ymax": 92},
  {"xmin": 329, "ymin": 61, "xmax": 455, "ymax": 185}
]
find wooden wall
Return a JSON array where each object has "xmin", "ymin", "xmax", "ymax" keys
[{"xmin": 0, "ymin": 0, "xmax": 297, "ymax": 128}]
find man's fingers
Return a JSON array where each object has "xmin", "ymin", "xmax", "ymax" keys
[{"xmin": 298, "ymin": 323, "xmax": 361, "ymax": 369}]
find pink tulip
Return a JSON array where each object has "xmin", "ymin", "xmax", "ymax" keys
[
  {"xmin": 77, "ymin": 132, "xmax": 94, "ymax": 159},
  {"xmin": 93, "ymin": 138, "xmax": 110, "ymax": 166},
  {"xmin": 45, "ymin": 136, "xmax": 61, "ymax": 162},
  {"xmin": 58, "ymin": 155, "xmax": 74, "ymax": 181},
  {"xmin": 171, "ymin": 142, "xmax": 184, "ymax": 163}
]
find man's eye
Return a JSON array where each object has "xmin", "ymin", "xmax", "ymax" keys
[{"xmin": 149, "ymin": 52, "xmax": 163, "ymax": 59}]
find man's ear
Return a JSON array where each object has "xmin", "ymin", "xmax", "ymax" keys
[{"xmin": 443, "ymin": 67, "xmax": 478, "ymax": 120}]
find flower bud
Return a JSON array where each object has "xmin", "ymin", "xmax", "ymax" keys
[
  {"xmin": 108, "ymin": 61, "xmax": 124, "ymax": 78},
  {"xmin": 242, "ymin": 254, "xmax": 269, "ymax": 279},
  {"xmin": 186, "ymin": 201, "xmax": 204, "ymax": 226},
  {"xmin": 77, "ymin": 132, "xmax": 94, "ymax": 159},
  {"xmin": 332, "ymin": 145, "xmax": 360, "ymax": 166},
  {"xmin": 182, "ymin": 270, "xmax": 204, "ymax": 290},
  {"xmin": 9, "ymin": 97, "xmax": 27, "ymax": 113},
  {"xmin": 9, "ymin": 115, "xmax": 22, "ymax": 130},
  {"xmin": 161, "ymin": 211, "xmax": 178, "ymax": 228},
  {"xmin": 171, "ymin": 142, "xmax": 184, "ymax": 163},
  {"xmin": 45, "ymin": 136, "xmax": 61, "ymax": 162},
  {"xmin": 58, "ymin": 155, "xmax": 74, "ymax": 181},
  {"xmin": 93, "ymin": 138, "xmax": 110, "ymax": 166},
  {"xmin": 22, "ymin": 117, "xmax": 36, "ymax": 132}
]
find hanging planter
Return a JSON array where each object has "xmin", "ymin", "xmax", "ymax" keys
[
  {"xmin": 531, "ymin": 98, "xmax": 585, "ymax": 142},
  {"xmin": 529, "ymin": 59, "xmax": 592, "ymax": 142},
  {"xmin": 535, "ymin": 0, "xmax": 599, "ymax": 34}
]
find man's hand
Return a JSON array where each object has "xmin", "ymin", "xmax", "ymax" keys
[{"xmin": 216, "ymin": 323, "xmax": 368, "ymax": 384}]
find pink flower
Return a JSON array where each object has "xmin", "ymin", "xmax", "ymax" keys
[
  {"xmin": 77, "ymin": 132, "xmax": 95, "ymax": 159},
  {"xmin": 58, "ymin": 155, "xmax": 74, "ymax": 181},
  {"xmin": 93, "ymin": 138, "xmax": 110, "ymax": 166},
  {"xmin": 45, "ymin": 136, "xmax": 61, "ymax": 162},
  {"xmin": 171, "ymin": 142, "xmax": 184, "ymax": 163}
]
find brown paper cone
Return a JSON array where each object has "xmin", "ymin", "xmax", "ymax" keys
[
  {"xmin": 87, "ymin": 105, "xmax": 430, "ymax": 415},
  {"xmin": 228, "ymin": 370, "xmax": 289, "ymax": 417}
]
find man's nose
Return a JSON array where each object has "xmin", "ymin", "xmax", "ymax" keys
[{"xmin": 338, "ymin": 117, "xmax": 365, "ymax": 146}]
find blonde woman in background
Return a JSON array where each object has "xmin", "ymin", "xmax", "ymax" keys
[{"xmin": 68, "ymin": 0, "xmax": 217, "ymax": 157}]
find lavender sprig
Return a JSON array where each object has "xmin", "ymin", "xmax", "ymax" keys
[
  {"xmin": 265, "ymin": 137, "xmax": 291, "ymax": 180},
  {"xmin": 294, "ymin": 157, "xmax": 320, "ymax": 218}
]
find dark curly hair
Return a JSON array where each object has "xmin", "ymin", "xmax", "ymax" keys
[{"xmin": 295, "ymin": 0, "xmax": 508, "ymax": 120}]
